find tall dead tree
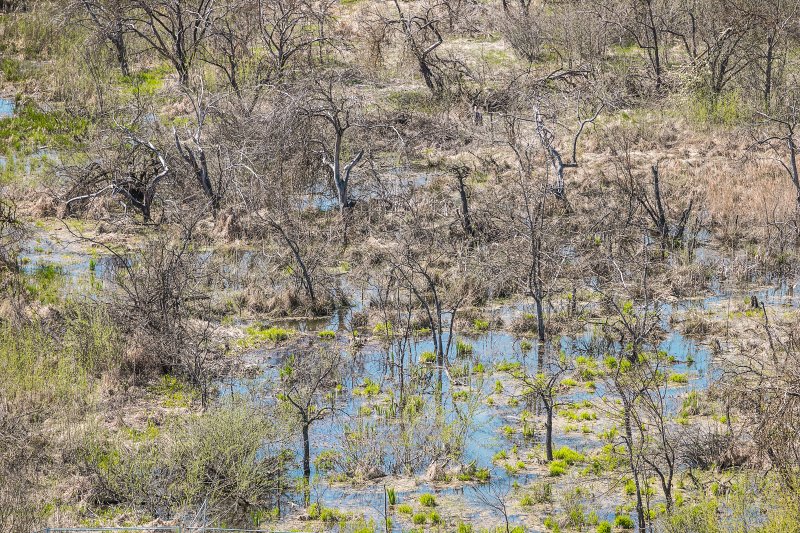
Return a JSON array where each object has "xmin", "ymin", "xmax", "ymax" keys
[
  {"xmin": 307, "ymin": 78, "xmax": 364, "ymax": 214},
  {"xmin": 173, "ymin": 86, "xmax": 223, "ymax": 215}
]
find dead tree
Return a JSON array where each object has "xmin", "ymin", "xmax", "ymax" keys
[
  {"xmin": 74, "ymin": 0, "xmax": 133, "ymax": 76},
  {"xmin": 65, "ymin": 134, "xmax": 170, "ymax": 223},
  {"xmin": 533, "ymin": 103, "xmax": 602, "ymax": 200},
  {"xmin": 451, "ymin": 165, "xmax": 475, "ymax": 238},
  {"xmin": 306, "ymin": 78, "xmax": 364, "ymax": 213},
  {"xmin": 278, "ymin": 348, "xmax": 341, "ymax": 505},
  {"xmin": 643, "ymin": 163, "xmax": 694, "ymax": 243},
  {"xmin": 389, "ymin": 0, "xmax": 445, "ymax": 96},
  {"xmin": 754, "ymin": 106, "xmax": 800, "ymax": 210},
  {"xmin": 131, "ymin": 0, "xmax": 219, "ymax": 85},
  {"xmin": 517, "ymin": 353, "xmax": 572, "ymax": 461},
  {"xmin": 173, "ymin": 86, "xmax": 223, "ymax": 215}
]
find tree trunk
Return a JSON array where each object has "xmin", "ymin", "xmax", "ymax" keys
[
  {"xmin": 534, "ymin": 292, "xmax": 546, "ymax": 344},
  {"xmin": 622, "ymin": 401, "xmax": 647, "ymax": 533},
  {"xmin": 109, "ymin": 27, "xmax": 129, "ymax": 77},
  {"xmin": 302, "ymin": 419, "xmax": 311, "ymax": 505},
  {"xmin": 544, "ymin": 400, "xmax": 553, "ymax": 461},
  {"xmin": 764, "ymin": 35, "xmax": 774, "ymax": 112},
  {"xmin": 455, "ymin": 170, "xmax": 475, "ymax": 237}
]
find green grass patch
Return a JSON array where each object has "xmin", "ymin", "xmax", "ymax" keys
[
  {"xmin": 0, "ymin": 102, "xmax": 88, "ymax": 155},
  {"xmin": 419, "ymin": 493, "xmax": 436, "ymax": 507}
]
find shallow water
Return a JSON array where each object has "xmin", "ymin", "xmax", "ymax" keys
[
  {"xmin": 0, "ymin": 97, "xmax": 14, "ymax": 118},
  {"xmin": 18, "ymin": 224, "xmax": 798, "ymax": 528},
  {"xmin": 226, "ymin": 279, "xmax": 800, "ymax": 528}
]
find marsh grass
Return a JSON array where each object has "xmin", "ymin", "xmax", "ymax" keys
[
  {"xmin": 0, "ymin": 303, "xmax": 119, "ymax": 412},
  {"xmin": 0, "ymin": 102, "xmax": 88, "ymax": 155}
]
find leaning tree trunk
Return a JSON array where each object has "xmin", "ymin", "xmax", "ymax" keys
[{"xmin": 109, "ymin": 25, "xmax": 129, "ymax": 77}]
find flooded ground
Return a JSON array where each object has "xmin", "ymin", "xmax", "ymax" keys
[{"xmin": 19, "ymin": 222, "xmax": 799, "ymax": 531}]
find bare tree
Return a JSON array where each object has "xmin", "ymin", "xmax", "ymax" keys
[
  {"xmin": 473, "ymin": 479, "xmax": 514, "ymax": 533},
  {"xmin": 305, "ymin": 76, "xmax": 364, "ymax": 214},
  {"xmin": 131, "ymin": 0, "xmax": 219, "ymax": 85},
  {"xmin": 173, "ymin": 85, "xmax": 225, "ymax": 216},
  {"xmin": 72, "ymin": 0, "xmax": 133, "ymax": 76},
  {"xmin": 65, "ymin": 130, "xmax": 170, "ymax": 223},
  {"xmin": 277, "ymin": 347, "xmax": 341, "ymax": 505},
  {"xmin": 754, "ymin": 101, "xmax": 800, "ymax": 210},
  {"xmin": 517, "ymin": 350, "xmax": 573, "ymax": 461},
  {"xmin": 594, "ymin": 0, "xmax": 669, "ymax": 91}
]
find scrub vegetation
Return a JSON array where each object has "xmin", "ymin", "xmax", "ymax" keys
[{"xmin": 2, "ymin": 0, "xmax": 800, "ymax": 532}]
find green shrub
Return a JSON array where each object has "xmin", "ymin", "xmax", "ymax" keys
[
  {"xmin": 78, "ymin": 401, "xmax": 291, "ymax": 523},
  {"xmin": 687, "ymin": 90, "xmax": 744, "ymax": 126},
  {"xmin": 549, "ymin": 460, "xmax": 568, "ymax": 476},
  {"xmin": 596, "ymin": 521, "xmax": 612, "ymax": 533},
  {"xmin": 530, "ymin": 481, "xmax": 554, "ymax": 504},
  {"xmin": 456, "ymin": 339, "xmax": 473, "ymax": 356},
  {"xmin": 353, "ymin": 377, "xmax": 380, "ymax": 397},
  {"xmin": 387, "ymin": 487, "xmax": 397, "ymax": 506},
  {"xmin": 544, "ymin": 515, "xmax": 560, "ymax": 531},
  {"xmin": 397, "ymin": 504, "xmax": 413, "ymax": 515},
  {"xmin": 419, "ymin": 493, "xmax": 437, "ymax": 507},
  {"xmin": 669, "ymin": 372, "xmax": 689, "ymax": 384},
  {"xmin": 318, "ymin": 330, "xmax": 336, "ymax": 339},
  {"xmin": 614, "ymin": 514, "xmax": 635, "ymax": 529},
  {"xmin": 241, "ymin": 324, "xmax": 293, "ymax": 346},
  {"xmin": 412, "ymin": 512, "xmax": 427, "ymax": 524},
  {"xmin": 553, "ymin": 446, "xmax": 585, "ymax": 465},
  {"xmin": 0, "ymin": 58, "xmax": 25, "ymax": 81},
  {"xmin": 473, "ymin": 319, "xmax": 489, "ymax": 331},
  {"xmin": 420, "ymin": 351, "xmax": 436, "ymax": 364},
  {"xmin": 373, "ymin": 321, "xmax": 393, "ymax": 337}
]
